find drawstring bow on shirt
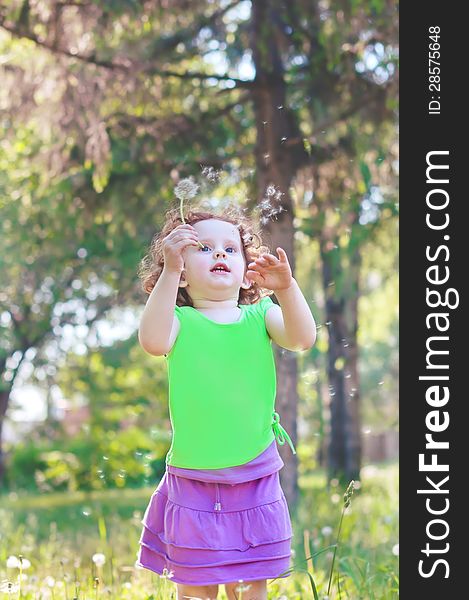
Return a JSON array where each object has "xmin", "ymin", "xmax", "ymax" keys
[{"xmin": 272, "ymin": 411, "xmax": 297, "ymax": 455}]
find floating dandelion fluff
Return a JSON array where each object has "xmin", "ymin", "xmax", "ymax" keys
[
  {"xmin": 200, "ymin": 165, "xmax": 222, "ymax": 182},
  {"xmin": 159, "ymin": 567, "xmax": 174, "ymax": 580},
  {"xmin": 257, "ymin": 184, "xmax": 286, "ymax": 227}
]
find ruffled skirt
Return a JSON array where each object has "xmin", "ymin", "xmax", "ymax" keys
[{"xmin": 136, "ymin": 470, "xmax": 293, "ymax": 586}]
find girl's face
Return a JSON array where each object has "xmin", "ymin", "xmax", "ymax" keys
[{"xmin": 180, "ymin": 219, "xmax": 250, "ymax": 300}]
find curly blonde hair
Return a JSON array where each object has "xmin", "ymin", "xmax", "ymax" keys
[{"xmin": 138, "ymin": 204, "xmax": 274, "ymax": 307}]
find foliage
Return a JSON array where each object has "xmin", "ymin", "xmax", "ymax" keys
[{"xmin": 6, "ymin": 431, "xmax": 166, "ymax": 493}]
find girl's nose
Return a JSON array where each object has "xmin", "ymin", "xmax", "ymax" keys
[{"xmin": 214, "ymin": 249, "xmax": 227, "ymax": 258}]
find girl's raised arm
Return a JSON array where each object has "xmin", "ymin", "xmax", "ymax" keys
[{"xmin": 138, "ymin": 224, "xmax": 198, "ymax": 355}]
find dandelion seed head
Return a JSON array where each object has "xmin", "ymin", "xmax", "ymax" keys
[
  {"xmin": 331, "ymin": 493, "xmax": 341, "ymax": 504},
  {"xmin": 321, "ymin": 525, "xmax": 333, "ymax": 536},
  {"xmin": 92, "ymin": 553, "xmax": 106, "ymax": 567},
  {"xmin": 6, "ymin": 556, "xmax": 20, "ymax": 569},
  {"xmin": 392, "ymin": 543, "xmax": 399, "ymax": 556},
  {"xmin": 174, "ymin": 177, "xmax": 199, "ymax": 201}
]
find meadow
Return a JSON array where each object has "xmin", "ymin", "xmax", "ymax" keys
[{"xmin": 0, "ymin": 462, "xmax": 398, "ymax": 599}]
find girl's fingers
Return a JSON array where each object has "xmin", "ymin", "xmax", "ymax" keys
[{"xmin": 276, "ymin": 247, "xmax": 288, "ymax": 261}]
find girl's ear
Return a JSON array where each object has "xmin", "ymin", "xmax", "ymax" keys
[
  {"xmin": 240, "ymin": 274, "xmax": 252, "ymax": 290},
  {"xmin": 178, "ymin": 269, "xmax": 189, "ymax": 288}
]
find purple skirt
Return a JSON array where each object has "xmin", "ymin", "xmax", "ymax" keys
[{"xmin": 136, "ymin": 440, "xmax": 294, "ymax": 586}]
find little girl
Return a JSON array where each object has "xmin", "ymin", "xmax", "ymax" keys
[{"xmin": 136, "ymin": 204, "xmax": 316, "ymax": 600}]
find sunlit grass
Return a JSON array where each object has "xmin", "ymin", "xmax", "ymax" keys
[{"xmin": 0, "ymin": 461, "xmax": 398, "ymax": 599}]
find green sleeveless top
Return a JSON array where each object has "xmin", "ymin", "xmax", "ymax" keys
[{"xmin": 163, "ymin": 295, "xmax": 295, "ymax": 469}]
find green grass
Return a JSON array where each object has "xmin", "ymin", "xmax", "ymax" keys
[{"xmin": 0, "ymin": 462, "xmax": 398, "ymax": 598}]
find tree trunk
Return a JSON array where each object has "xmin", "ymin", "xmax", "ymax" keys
[
  {"xmin": 321, "ymin": 242, "xmax": 362, "ymax": 485},
  {"xmin": 249, "ymin": 0, "xmax": 308, "ymax": 511},
  {"xmin": 0, "ymin": 388, "xmax": 10, "ymax": 489}
]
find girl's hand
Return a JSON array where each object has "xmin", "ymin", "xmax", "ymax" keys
[
  {"xmin": 246, "ymin": 248, "xmax": 294, "ymax": 291},
  {"xmin": 162, "ymin": 224, "xmax": 199, "ymax": 273}
]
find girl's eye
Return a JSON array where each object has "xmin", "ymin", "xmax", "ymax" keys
[{"xmin": 199, "ymin": 245, "xmax": 236, "ymax": 252}]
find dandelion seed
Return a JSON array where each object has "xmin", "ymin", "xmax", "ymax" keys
[
  {"xmin": 277, "ymin": 105, "xmax": 284, "ymax": 109},
  {"xmin": 266, "ymin": 185, "xmax": 276, "ymax": 197},
  {"xmin": 159, "ymin": 567, "xmax": 174, "ymax": 579},
  {"xmin": 263, "ymin": 153, "xmax": 270, "ymax": 160},
  {"xmin": 281, "ymin": 136, "xmax": 287, "ymax": 142},
  {"xmin": 378, "ymin": 380, "xmax": 384, "ymax": 385},
  {"xmin": 262, "ymin": 120, "xmax": 268, "ymax": 126}
]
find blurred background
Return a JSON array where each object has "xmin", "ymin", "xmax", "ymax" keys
[{"xmin": 0, "ymin": 0, "xmax": 398, "ymax": 598}]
